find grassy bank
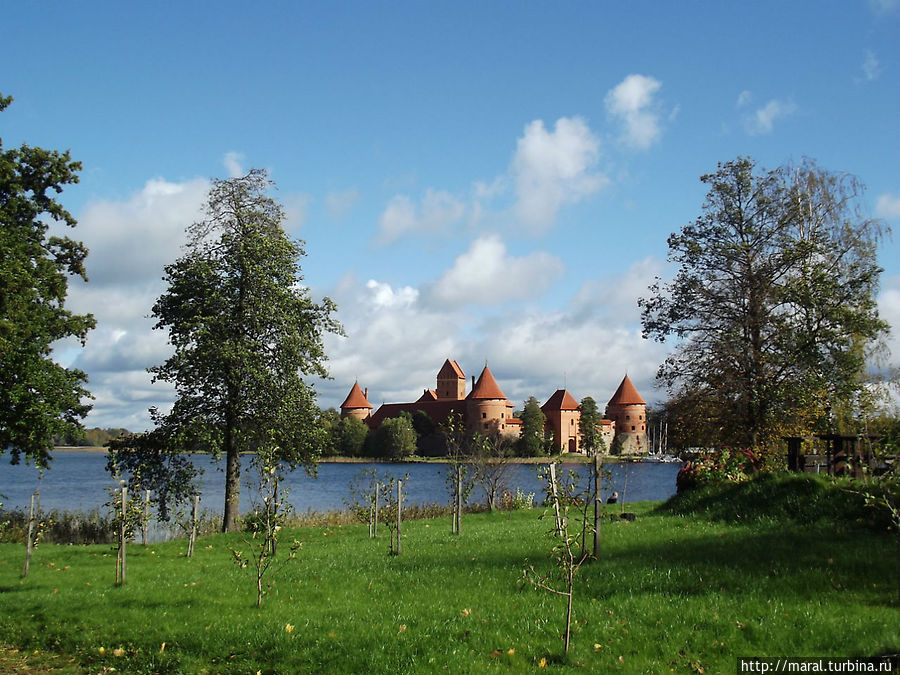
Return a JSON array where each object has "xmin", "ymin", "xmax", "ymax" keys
[{"xmin": 1, "ymin": 478, "xmax": 897, "ymax": 673}]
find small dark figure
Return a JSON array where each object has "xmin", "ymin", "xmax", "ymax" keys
[{"xmin": 606, "ymin": 491, "xmax": 618, "ymax": 504}]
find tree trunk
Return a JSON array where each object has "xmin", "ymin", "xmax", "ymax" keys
[{"xmin": 222, "ymin": 428, "xmax": 241, "ymax": 532}]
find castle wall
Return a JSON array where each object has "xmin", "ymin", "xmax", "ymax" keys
[{"xmin": 606, "ymin": 403, "xmax": 648, "ymax": 455}]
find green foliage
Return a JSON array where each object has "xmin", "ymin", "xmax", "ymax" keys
[
  {"xmin": 578, "ymin": 396, "xmax": 604, "ymax": 455},
  {"xmin": 332, "ymin": 415, "xmax": 369, "ymax": 457},
  {"xmin": 641, "ymin": 157, "xmax": 888, "ymax": 457},
  {"xmin": 661, "ymin": 472, "xmax": 896, "ymax": 531},
  {"xmin": 231, "ymin": 451, "xmax": 301, "ymax": 607},
  {"xmin": 375, "ymin": 414, "xmax": 417, "ymax": 460},
  {"xmin": 106, "ymin": 432, "xmax": 201, "ymax": 522},
  {"xmin": 675, "ymin": 449, "xmax": 760, "ymax": 492},
  {"xmin": 518, "ymin": 396, "xmax": 547, "ymax": 456},
  {"xmin": 109, "ymin": 169, "xmax": 342, "ymax": 531},
  {"xmin": 500, "ymin": 487, "xmax": 536, "ymax": 510},
  {"xmin": 0, "ymin": 93, "xmax": 96, "ymax": 469}
]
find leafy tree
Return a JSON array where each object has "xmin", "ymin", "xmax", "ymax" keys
[
  {"xmin": 578, "ymin": 396, "xmax": 604, "ymax": 455},
  {"xmin": 333, "ymin": 415, "xmax": 369, "ymax": 457},
  {"xmin": 375, "ymin": 414, "xmax": 417, "ymax": 460},
  {"xmin": 109, "ymin": 169, "xmax": 342, "ymax": 531},
  {"xmin": 0, "ymin": 93, "xmax": 96, "ymax": 468},
  {"xmin": 640, "ymin": 157, "xmax": 888, "ymax": 457},
  {"xmin": 517, "ymin": 396, "xmax": 547, "ymax": 456}
]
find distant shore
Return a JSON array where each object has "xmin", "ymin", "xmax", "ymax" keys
[{"xmin": 52, "ymin": 446, "xmax": 645, "ymax": 463}]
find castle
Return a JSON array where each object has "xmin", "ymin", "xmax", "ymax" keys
[{"xmin": 340, "ymin": 359, "xmax": 648, "ymax": 455}]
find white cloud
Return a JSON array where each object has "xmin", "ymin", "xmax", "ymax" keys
[
  {"xmin": 74, "ymin": 177, "xmax": 208, "ymax": 287},
  {"xmin": 861, "ymin": 50, "xmax": 882, "ymax": 81},
  {"xmin": 736, "ymin": 90, "xmax": 754, "ymax": 107},
  {"xmin": 377, "ymin": 189, "xmax": 466, "ymax": 243},
  {"xmin": 870, "ymin": 0, "xmax": 900, "ymax": 14},
  {"xmin": 605, "ymin": 74, "xmax": 664, "ymax": 149},
  {"xmin": 876, "ymin": 193, "xmax": 900, "ymax": 220},
  {"xmin": 512, "ymin": 117, "xmax": 605, "ymax": 230},
  {"xmin": 319, "ymin": 254, "xmax": 668, "ymax": 414},
  {"xmin": 427, "ymin": 235, "xmax": 564, "ymax": 307},
  {"xmin": 283, "ymin": 193, "xmax": 311, "ymax": 232},
  {"xmin": 878, "ymin": 276, "xmax": 900, "ymax": 369},
  {"xmin": 223, "ymin": 151, "xmax": 245, "ymax": 178},
  {"xmin": 325, "ymin": 188, "xmax": 360, "ymax": 220},
  {"xmin": 60, "ymin": 177, "xmax": 210, "ymax": 430},
  {"xmin": 744, "ymin": 99, "xmax": 797, "ymax": 135}
]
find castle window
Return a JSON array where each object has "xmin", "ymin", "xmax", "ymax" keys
[
  {"xmin": 484, "ymin": 422, "xmax": 489, "ymax": 429},
  {"xmin": 625, "ymin": 415, "xmax": 630, "ymax": 421},
  {"xmin": 482, "ymin": 412, "xmax": 486, "ymax": 419}
]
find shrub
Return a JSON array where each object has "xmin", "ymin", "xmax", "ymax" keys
[{"xmin": 676, "ymin": 448, "xmax": 759, "ymax": 492}]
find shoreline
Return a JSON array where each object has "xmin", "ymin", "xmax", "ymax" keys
[{"xmin": 52, "ymin": 446, "xmax": 659, "ymax": 464}]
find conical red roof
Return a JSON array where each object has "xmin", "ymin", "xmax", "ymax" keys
[
  {"xmin": 541, "ymin": 389, "xmax": 580, "ymax": 412},
  {"xmin": 341, "ymin": 381, "xmax": 372, "ymax": 409},
  {"xmin": 468, "ymin": 366, "xmax": 507, "ymax": 400},
  {"xmin": 607, "ymin": 375, "xmax": 645, "ymax": 406}
]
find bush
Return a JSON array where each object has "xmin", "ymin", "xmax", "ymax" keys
[
  {"xmin": 660, "ymin": 472, "xmax": 896, "ymax": 531},
  {"xmin": 676, "ymin": 448, "xmax": 759, "ymax": 492}
]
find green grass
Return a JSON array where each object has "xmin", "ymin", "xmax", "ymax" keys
[{"xmin": 1, "ymin": 483, "xmax": 897, "ymax": 673}]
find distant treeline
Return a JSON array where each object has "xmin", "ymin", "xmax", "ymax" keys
[{"xmin": 54, "ymin": 427, "xmax": 132, "ymax": 447}]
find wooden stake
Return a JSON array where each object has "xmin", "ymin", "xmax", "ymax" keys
[
  {"xmin": 396, "ymin": 480, "xmax": 402, "ymax": 556},
  {"xmin": 117, "ymin": 487, "xmax": 127, "ymax": 585},
  {"xmin": 593, "ymin": 454, "xmax": 601, "ymax": 559},
  {"xmin": 142, "ymin": 489, "xmax": 150, "ymax": 546},
  {"xmin": 22, "ymin": 493, "xmax": 36, "ymax": 578},
  {"xmin": 548, "ymin": 464, "xmax": 563, "ymax": 536},
  {"xmin": 187, "ymin": 494, "xmax": 199, "ymax": 558},
  {"xmin": 373, "ymin": 483, "xmax": 379, "ymax": 539}
]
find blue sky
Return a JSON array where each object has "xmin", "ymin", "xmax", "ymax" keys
[{"xmin": 3, "ymin": 1, "xmax": 899, "ymax": 430}]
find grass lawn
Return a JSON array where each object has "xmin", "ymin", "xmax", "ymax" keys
[{"xmin": 1, "ymin": 478, "xmax": 897, "ymax": 673}]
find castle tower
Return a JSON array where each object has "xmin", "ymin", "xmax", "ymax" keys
[
  {"xmin": 436, "ymin": 359, "xmax": 466, "ymax": 401},
  {"xmin": 340, "ymin": 381, "xmax": 373, "ymax": 423},
  {"xmin": 466, "ymin": 365, "xmax": 516, "ymax": 436},
  {"xmin": 605, "ymin": 375, "xmax": 647, "ymax": 455},
  {"xmin": 541, "ymin": 389, "xmax": 581, "ymax": 453}
]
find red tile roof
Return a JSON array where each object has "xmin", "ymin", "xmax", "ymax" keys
[
  {"xmin": 417, "ymin": 389, "xmax": 438, "ymax": 402},
  {"xmin": 468, "ymin": 366, "xmax": 508, "ymax": 400},
  {"xmin": 541, "ymin": 389, "xmax": 580, "ymax": 412},
  {"xmin": 437, "ymin": 358, "xmax": 465, "ymax": 380},
  {"xmin": 607, "ymin": 375, "xmax": 646, "ymax": 406},
  {"xmin": 341, "ymin": 381, "xmax": 373, "ymax": 409}
]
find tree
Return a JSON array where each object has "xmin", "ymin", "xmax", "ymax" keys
[
  {"xmin": 471, "ymin": 431, "xmax": 514, "ymax": 511},
  {"xmin": 374, "ymin": 414, "xmax": 417, "ymax": 460},
  {"xmin": 640, "ymin": 157, "xmax": 888, "ymax": 457},
  {"xmin": 110, "ymin": 169, "xmax": 341, "ymax": 531},
  {"xmin": 0, "ymin": 93, "xmax": 96, "ymax": 469},
  {"xmin": 517, "ymin": 396, "xmax": 547, "ymax": 456},
  {"xmin": 578, "ymin": 396, "xmax": 603, "ymax": 455},
  {"xmin": 333, "ymin": 415, "xmax": 370, "ymax": 457}
]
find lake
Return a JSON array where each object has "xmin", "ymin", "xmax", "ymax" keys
[{"xmin": 0, "ymin": 451, "xmax": 681, "ymax": 516}]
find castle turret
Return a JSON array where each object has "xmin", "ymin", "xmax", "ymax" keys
[
  {"xmin": 436, "ymin": 359, "xmax": 466, "ymax": 400},
  {"xmin": 605, "ymin": 375, "xmax": 647, "ymax": 455},
  {"xmin": 340, "ymin": 381, "xmax": 373, "ymax": 423},
  {"xmin": 466, "ymin": 365, "xmax": 517, "ymax": 436},
  {"xmin": 541, "ymin": 389, "xmax": 581, "ymax": 453}
]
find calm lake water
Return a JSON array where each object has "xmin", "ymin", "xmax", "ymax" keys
[{"xmin": 0, "ymin": 451, "xmax": 681, "ymax": 516}]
